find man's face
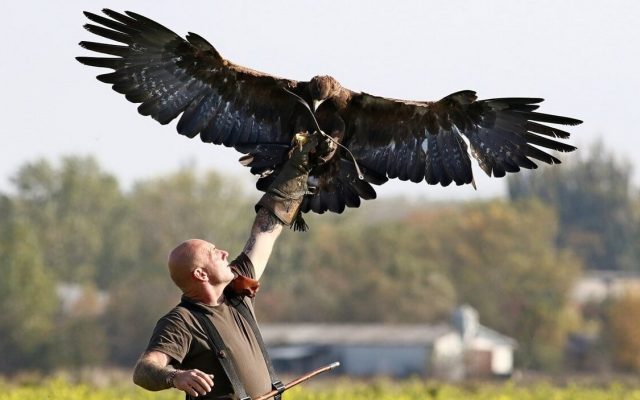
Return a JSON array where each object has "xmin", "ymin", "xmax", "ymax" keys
[{"xmin": 202, "ymin": 243, "xmax": 235, "ymax": 285}]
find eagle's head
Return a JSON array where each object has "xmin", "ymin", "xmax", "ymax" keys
[{"xmin": 309, "ymin": 75, "xmax": 343, "ymax": 111}]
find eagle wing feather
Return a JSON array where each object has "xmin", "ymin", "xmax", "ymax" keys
[
  {"xmin": 77, "ymin": 9, "xmax": 301, "ymax": 151},
  {"xmin": 343, "ymin": 90, "xmax": 580, "ymax": 187}
]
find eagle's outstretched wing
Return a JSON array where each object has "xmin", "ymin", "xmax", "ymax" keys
[
  {"xmin": 343, "ymin": 91, "xmax": 580, "ymax": 188},
  {"xmin": 77, "ymin": 9, "xmax": 303, "ymax": 150},
  {"xmin": 77, "ymin": 10, "xmax": 385, "ymax": 214}
]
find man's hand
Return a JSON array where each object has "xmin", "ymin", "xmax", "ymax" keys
[
  {"xmin": 172, "ymin": 369, "xmax": 215, "ymax": 397},
  {"xmin": 133, "ymin": 351, "xmax": 215, "ymax": 396}
]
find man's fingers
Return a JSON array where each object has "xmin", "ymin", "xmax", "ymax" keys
[
  {"xmin": 177, "ymin": 380, "xmax": 201, "ymax": 397},
  {"xmin": 186, "ymin": 381, "xmax": 207, "ymax": 397},
  {"xmin": 175, "ymin": 370, "xmax": 213, "ymax": 396},
  {"xmin": 187, "ymin": 385, "xmax": 199, "ymax": 397},
  {"xmin": 189, "ymin": 374, "xmax": 211, "ymax": 395},
  {"xmin": 194, "ymin": 369, "xmax": 214, "ymax": 387}
]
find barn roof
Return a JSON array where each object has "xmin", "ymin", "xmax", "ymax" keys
[{"xmin": 261, "ymin": 323, "xmax": 454, "ymax": 346}]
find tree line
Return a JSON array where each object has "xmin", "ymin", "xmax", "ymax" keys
[{"xmin": 0, "ymin": 142, "xmax": 639, "ymax": 373}]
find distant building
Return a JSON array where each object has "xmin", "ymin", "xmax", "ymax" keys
[
  {"xmin": 262, "ymin": 305, "xmax": 516, "ymax": 380},
  {"xmin": 451, "ymin": 305, "xmax": 516, "ymax": 378},
  {"xmin": 571, "ymin": 271, "xmax": 640, "ymax": 304}
]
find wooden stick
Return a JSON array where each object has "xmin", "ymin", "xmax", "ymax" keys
[{"xmin": 253, "ymin": 362, "xmax": 340, "ymax": 400}]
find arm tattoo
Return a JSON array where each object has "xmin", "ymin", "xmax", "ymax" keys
[
  {"xmin": 243, "ymin": 209, "xmax": 281, "ymax": 254},
  {"xmin": 256, "ymin": 208, "xmax": 282, "ymax": 233},
  {"xmin": 133, "ymin": 356, "xmax": 174, "ymax": 391},
  {"xmin": 243, "ymin": 235, "xmax": 257, "ymax": 254}
]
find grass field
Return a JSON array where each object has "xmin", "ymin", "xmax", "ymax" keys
[{"xmin": 2, "ymin": 378, "xmax": 640, "ymax": 400}]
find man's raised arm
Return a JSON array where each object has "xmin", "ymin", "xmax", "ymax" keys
[
  {"xmin": 241, "ymin": 132, "xmax": 320, "ymax": 280},
  {"xmin": 242, "ymin": 208, "xmax": 283, "ymax": 280}
]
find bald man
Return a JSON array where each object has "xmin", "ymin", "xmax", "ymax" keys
[{"xmin": 132, "ymin": 134, "xmax": 320, "ymax": 399}]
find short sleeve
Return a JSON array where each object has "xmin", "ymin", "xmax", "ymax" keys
[
  {"xmin": 146, "ymin": 309, "xmax": 192, "ymax": 363},
  {"xmin": 230, "ymin": 253, "xmax": 256, "ymax": 280}
]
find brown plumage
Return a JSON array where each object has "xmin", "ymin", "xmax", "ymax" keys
[{"xmin": 77, "ymin": 10, "xmax": 582, "ymax": 214}]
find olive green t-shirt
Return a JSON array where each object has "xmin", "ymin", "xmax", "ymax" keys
[{"xmin": 146, "ymin": 253, "xmax": 271, "ymax": 399}]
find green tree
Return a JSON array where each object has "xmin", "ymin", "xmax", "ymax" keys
[
  {"xmin": 47, "ymin": 283, "xmax": 110, "ymax": 368},
  {"xmin": 3, "ymin": 156, "xmax": 132, "ymax": 370},
  {"xmin": 0, "ymin": 196, "xmax": 57, "ymax": 372},
  {"xmin": 128, "ymin": 168, "xmax": 253, "ymax": 275},
  {"xmin": 258, "ymin": 204, "xmax": 457, "ymax": 323},
  {"xmin": 607, "ymin": 293, "xmax": 640, "ymax": 370},
  {"xmin": 508, "ymin": 142, "xmax": 638, "ymax": 271},
  {"xmin": 408, "ymin": 200, "xmax": 582, "ymax": 369},
  {"xmin": 10, "ymin": 156, "xmax": 126, "ymax": 284},
  {"xmin": 103, "ymin": 275, "xmax": 178, "ymax": 365}
]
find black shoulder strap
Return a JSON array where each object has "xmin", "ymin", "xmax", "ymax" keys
[
  {"xmin": 179, "ymin": 300, "xmax": 251, "ymax": 400},
  {"xmin": 231, "ymin": 299, "xmax": 285, "ymax": 400}
]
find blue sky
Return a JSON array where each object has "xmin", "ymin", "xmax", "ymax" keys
[{"xmin": 2, "ymin": 0, "xmax": 638, "ymax": 200}]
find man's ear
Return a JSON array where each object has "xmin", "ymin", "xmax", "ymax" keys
[{"xmin": 192, "ymin": 268, "xmax": 208, "ymax": 282}]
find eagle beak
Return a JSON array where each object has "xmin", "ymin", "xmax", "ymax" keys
[{"xmin": 312, "ymin": 99, "xmax": 325, "ymax": 112}]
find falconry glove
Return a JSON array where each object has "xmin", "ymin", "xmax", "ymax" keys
[{"xmin": 257, "ymin": 132, "xmax": 318, "ymax": 230}]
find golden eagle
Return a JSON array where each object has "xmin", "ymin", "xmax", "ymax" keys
[{"xmin": 77, "ymin": 10, "xmax": 581, "ymax": 214}]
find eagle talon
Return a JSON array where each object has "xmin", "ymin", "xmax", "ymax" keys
[{"xmin": 294, "ymin": 132, "xmax": 310, "ymax": 149}]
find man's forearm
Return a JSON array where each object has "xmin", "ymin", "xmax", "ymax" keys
[
  {"xmin": 134, "ymin": 354, "xmax": 214, "ymax": 397},
  {"xmin": 243, "ymin": 207, "xmax": 283, "ymax": 279},
  {"xmin": 243, "ymin": 208, "xmax": 282, "ymax": 253},
  {"xmin": 133, "ymin": 357, "xmax": 173, "ymax": 391}
]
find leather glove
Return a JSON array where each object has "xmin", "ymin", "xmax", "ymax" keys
[{"xmin": 256, "ymin": 132, "xmax": 318, "ymax": 229}]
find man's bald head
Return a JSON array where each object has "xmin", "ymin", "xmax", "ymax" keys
[{"xmin": 168, "ymin": 239, "xmax": 211, "ymax": 290}]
